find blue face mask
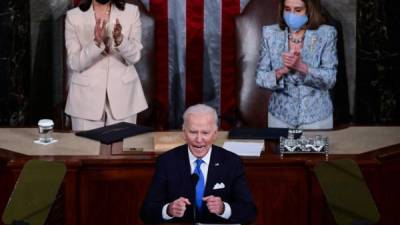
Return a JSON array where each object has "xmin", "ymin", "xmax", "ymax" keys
[{"xmin": 283, "ymin": 12, "xmax": 308, "ymax": 32}]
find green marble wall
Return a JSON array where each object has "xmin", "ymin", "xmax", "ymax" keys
[
  {"xmin": 355, "ymin": 0, "xmax": 400, "ymax": 123},
  {"xmin": 0, "ymin": 0, "xmax": 30, "ymax": 126}
]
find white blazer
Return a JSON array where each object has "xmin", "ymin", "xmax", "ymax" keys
[{"xmin": 64, "ymin": 3, "xmax": 148, "ymax": 121}]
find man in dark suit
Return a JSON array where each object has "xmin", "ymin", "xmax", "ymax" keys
[{"xmin": 140, "ymin": 104, "xmax": 257, "ymax": 224}]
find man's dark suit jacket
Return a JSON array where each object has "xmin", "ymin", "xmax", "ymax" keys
[{"xmin": 140, "ymin": 144, "xmax": 257, "ymax": 224}]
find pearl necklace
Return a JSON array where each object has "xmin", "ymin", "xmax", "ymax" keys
[{"xmin": 288, "ymin": 33, "xmax": 305, "ymax": 44}]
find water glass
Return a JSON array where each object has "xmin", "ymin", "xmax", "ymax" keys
[{"xmin": 38, "ymin": 119, "xmax": 54, "ymax": 143}]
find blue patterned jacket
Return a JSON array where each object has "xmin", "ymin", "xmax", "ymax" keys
[{"xmin": 256, "ymin": 24, "xmax": 337, "ymax": 127}]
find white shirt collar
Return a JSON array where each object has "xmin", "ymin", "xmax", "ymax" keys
[{"xmin": 187, "ymin": 146, "xmax": 212, "ymax": 166}]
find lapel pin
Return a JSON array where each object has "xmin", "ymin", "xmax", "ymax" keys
[{"xmin": 214, "ymin": 163, "xmax": 220, "ymax": 166}]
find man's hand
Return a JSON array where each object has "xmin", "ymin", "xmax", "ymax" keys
[
  {"xmin": 203, "ymin": 195, "xmax": 224, "ymax": 215},
  {"xmin": 167, "ymin": 197, "xmax": 191, "ymax": 217}
]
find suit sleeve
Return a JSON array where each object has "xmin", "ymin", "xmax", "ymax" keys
[
  {"xmin": 140, "ymin": 157, "xmax": 169, "ymax": 224},
  {"xmin": 114, "ymin": 6, "xmax": 143, "ymax": 65},
  {"xmin": 256, "ymin": 27, "xmax": 284, "ymax": 91},
  {"xmin": 227, "ymin": 157, "xmax": 257, "ymax": 224},
  {"xmin": 65, "ymin": 11, "xmax": 105, "ymax": 73},
  {"xmin": 303, "ymin": 27, "xmax": 338, "ymax": 90}
]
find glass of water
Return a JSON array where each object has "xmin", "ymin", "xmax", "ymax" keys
[{"xmin": 38, "ymin": 119, "xmax": 54, "ymax": 143}]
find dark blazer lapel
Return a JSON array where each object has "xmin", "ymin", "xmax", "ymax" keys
[
  {"xmin": 204, "ymin": 146, "xmax": 223, "ymax": 196},
  {"xmin": 177, "ymin": 145, "xmax": 195, "ymax": 201}
]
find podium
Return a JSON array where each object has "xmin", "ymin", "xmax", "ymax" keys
[{"xmin": 2, "ymin": 160, "xmax": 66, "ymax": 225}]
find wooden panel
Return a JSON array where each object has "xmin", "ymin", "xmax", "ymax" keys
[
  {"xmin": 78, "ymin": 166, "xmax": 154, "ymax": 225},
  {"xmin": 0, "ymin": 166, "xmax": 21, "ymax": 223},
  {"xmin": 1, "ymin": 142, "xmax": 400, "ymax": 225},
  {"xmin": 246, "ymin": 165, "xmax": 308, "ymax": 225},
  {"xmin": 380, "ymin": 161, "xmax": 400, "ymax": 225}
]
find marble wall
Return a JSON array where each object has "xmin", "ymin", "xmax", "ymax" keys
[{"xmin": 0, "ymin": 0, "xmax": 30, "ymax": 126}]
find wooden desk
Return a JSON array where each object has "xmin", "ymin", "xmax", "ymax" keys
[{"xmin": 0, "ymin": 130, "xmax": 399, "ymax": 225}]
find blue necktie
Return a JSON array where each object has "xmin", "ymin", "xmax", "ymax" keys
[{"xmin": 194, "ymin": 159, "xmax": 205, "ymax": 210}]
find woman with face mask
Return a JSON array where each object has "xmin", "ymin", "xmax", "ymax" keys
[
  {"xmin": 256, "ymin": 0, "xmax": 337, "ymax": 129},
  {"xmin": 64, "ymin": 0, "xmax": 148, "ymax": 131}
]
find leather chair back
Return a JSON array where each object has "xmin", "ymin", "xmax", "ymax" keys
[
  {"xmin": 322, "ymin": 8, "xmax": 351, "ymax": 125},
  {"xmin": 235, "ymin": 0, "xmax": 279, "ymax": 127},
  {"xmin": 127, "ymin": 0, "xmax": 156, "ymax": 127}
]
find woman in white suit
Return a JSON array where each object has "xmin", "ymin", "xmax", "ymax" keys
[{"xmin": 65, "ymin": 0, "xmax": 148, "ymax": 131}]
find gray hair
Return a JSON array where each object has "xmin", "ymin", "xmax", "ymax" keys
[{"xmin": 182, "ymin": 104, "xmax": 218, "ymax": 128}]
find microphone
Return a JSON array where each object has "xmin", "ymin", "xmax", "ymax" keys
[{"xmin": 191, "ymin": 173, "xmax": 199, "ymax": 224}]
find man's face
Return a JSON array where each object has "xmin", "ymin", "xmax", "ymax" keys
[{"xmin": 183, "ymin": 112, "xmax": 218, "ymax": 158}]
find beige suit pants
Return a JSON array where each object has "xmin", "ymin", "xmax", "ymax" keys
[{"xmin": 71, "ymin": 98, "xmax": 137, "ymax": 132}]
